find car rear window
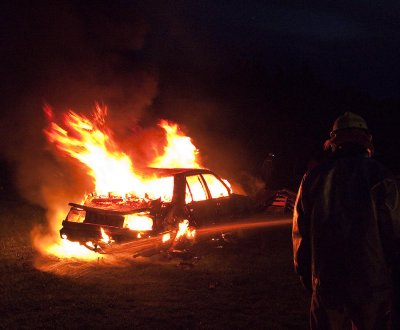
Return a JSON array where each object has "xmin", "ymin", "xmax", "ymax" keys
[
  {"xmin": 84, "ymin": 212, "xmax": 125, "ymax": 227},
  {"xmin": 66, "ymin": 208, "xmax": 86, "ymax": 223}
]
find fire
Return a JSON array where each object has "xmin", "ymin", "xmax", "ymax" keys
[
  {"xmin": 151, "ymin": 120, "xmax": 201, "ymax": 168},
  {"xmin": 44, "ymin": 106, "xmax": 201, "ymax": 198},
  {"xmin": 175, "ymin": 219, "xmax": 196, "ymax": 241},
  {"xmin": 123, "ymin": 213, "xmax": 153, "ymax": 231},
  {"xmin": 100, "ymin": 228, "xmax": 112, "ymax": 244},
  {"xmin": 222, "ymin": 179, "xmax": 232, "ymax": 194},
  {"xmin": 46, "ymin": 240, "xmax": 99, "ymax": 260},
  {"xmin": 162, "ymin": 233, "xmax": 171, "ymax": 243},
  {"xmin": 34, "ymin": 232, "xmax": 99, "ymax": 261},
  {"xmin": 44, "ymin": 104, "xmax": 145, "ymax": 197},
  {"xmin": 140, "ymin": 176, "xmax": 174, "ymax": 202},
  {"xmin": 167, "ymin": 219, "xmax": 197, "ymax": 252},
  {"xmin": 38, "ymin": 104, "xmax": 203, "ymax": 260}
]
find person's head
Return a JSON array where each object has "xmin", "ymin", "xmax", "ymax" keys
[{"xmin": 324, "ymin": 112, "xmax": 374, "ymax": 156}]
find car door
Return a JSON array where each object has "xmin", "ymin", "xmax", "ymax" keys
[
  {"xmin": 185, "ymin": 174, "xmax": 215, "ymax": 226},
  {"xmin": 201, "ymin": 173, "xmax": 233, "ymax": 221}
]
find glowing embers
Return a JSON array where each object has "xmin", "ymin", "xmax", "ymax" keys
[{"xmin": 123, "ymin": 212, "xmax": 153, "ymax": 231}]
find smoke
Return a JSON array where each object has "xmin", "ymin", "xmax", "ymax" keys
[
  {"xmin": 1, "ymin": 0, "xmax": 258, "ymax": 203},
  {"xmin": 0, "ymin": 1, "xmax": 160, "ymax": 261},
  {"xmin": 0, "ymin": 1, "xmax": 158, "ymax": 204},
  {"xmin": 0, "ymin": 1, "xmax": 262, "ymax": 263}
]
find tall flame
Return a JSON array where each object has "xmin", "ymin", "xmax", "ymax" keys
[
  {"xmin": 44, "ymin": 104, "xmax": 145, "ymax": 197},
  {"xmin": 151, "ymin": 120, "xmax": 201, "ymax": 168}
]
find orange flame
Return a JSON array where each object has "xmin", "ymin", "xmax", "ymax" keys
[
  {"xmin": 151, "ymin": 120, "xmax": 201, "ymax": 168},
  {"xmin": 100, "ymin": 227, "xmax": 112, "ymax": 244},
  {"xmin": 45, "ymin": 240, "xmax": 99, "ymax": 260},
  {"xmin": 44, "ymin": 104, "xmax": 146, "ymax": 197},
  {"xmin": 123, "ymin": 213, "xmax": 153, "ymax": 231},
  {"xmin": 162, "ymin": 233, "xmax": 171, "ymax": 243},
  {"xmin": 175, "ymin": 219, "xmax": 196, "ymax": 241}
]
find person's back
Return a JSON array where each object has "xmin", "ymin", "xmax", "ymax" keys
[{"xmin": 293, "ymin": 113, "xmax": 400, "ymax": 329}]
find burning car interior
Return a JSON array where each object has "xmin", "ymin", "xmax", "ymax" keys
[{"xmin": 59, "ymin": 168, "xmax": 250, "ymax": 253}]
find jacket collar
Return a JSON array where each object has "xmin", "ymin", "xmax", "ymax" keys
[{"xmin": 331, "ymin": 143, "xmax": 370, "ymax": 159}]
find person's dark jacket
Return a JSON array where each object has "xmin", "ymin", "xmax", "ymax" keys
[{"xmin": 293, "ymin": 144, "xmax": 400, "ymax": 307}]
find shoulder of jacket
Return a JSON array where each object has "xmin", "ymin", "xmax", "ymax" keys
[
  {"xmin": 302, "ymin": 160, "xmax": 333, "ymax": 181},
  {"xmin": 371, "ymin": 177, "xmax": 399, "ymax": 210}
]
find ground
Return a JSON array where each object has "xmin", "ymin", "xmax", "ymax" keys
[{"xmin": 0, "ymin": 200, "xmax": 309, "ymax": 329}]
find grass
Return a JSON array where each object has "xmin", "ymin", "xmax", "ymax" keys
[{"xmin": 0, "ymin": 200, "xmax": 309, "ymax": 329}]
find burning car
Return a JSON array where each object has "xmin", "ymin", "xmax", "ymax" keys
[
  {"xmin": 39, "ymin": 105, "xmax": 254, "ymax": 257},
  {"xmin": 60, "ymin": 168, "xmax": 250, "ymax": 251}
]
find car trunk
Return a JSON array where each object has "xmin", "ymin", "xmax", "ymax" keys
[{"xmin": 60, "ymin": 203, "xmax": 154, "ymax": 244}]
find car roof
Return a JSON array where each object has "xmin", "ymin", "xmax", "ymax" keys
[{"xmin": 142, "ymin": 167, "xmax": 213, "ymax": 177}]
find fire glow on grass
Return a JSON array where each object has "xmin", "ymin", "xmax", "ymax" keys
[
  {"xmin": 37, "ymin": 104, "xmax": 204, "ymax": 259},
  {"xmin": 32, "ymin": 209, "xmax": 100, "ymax": 261}
]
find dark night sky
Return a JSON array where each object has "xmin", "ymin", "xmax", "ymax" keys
[{"xmin": 1, "ymin": 0, "xmax": 399, "ymax": 200}]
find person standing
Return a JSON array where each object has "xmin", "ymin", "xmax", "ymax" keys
[{"xmin": 292, "ymin": 112, "xmax": 400, "ymax": 329}]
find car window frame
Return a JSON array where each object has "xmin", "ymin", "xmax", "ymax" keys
[
  {"xmin": 200, "ymin": 173, "xmax": 231, "ymax": 199},
  {"xmin": 185, "ymin": 174, "xmax": 210, "ymax": 203}
]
